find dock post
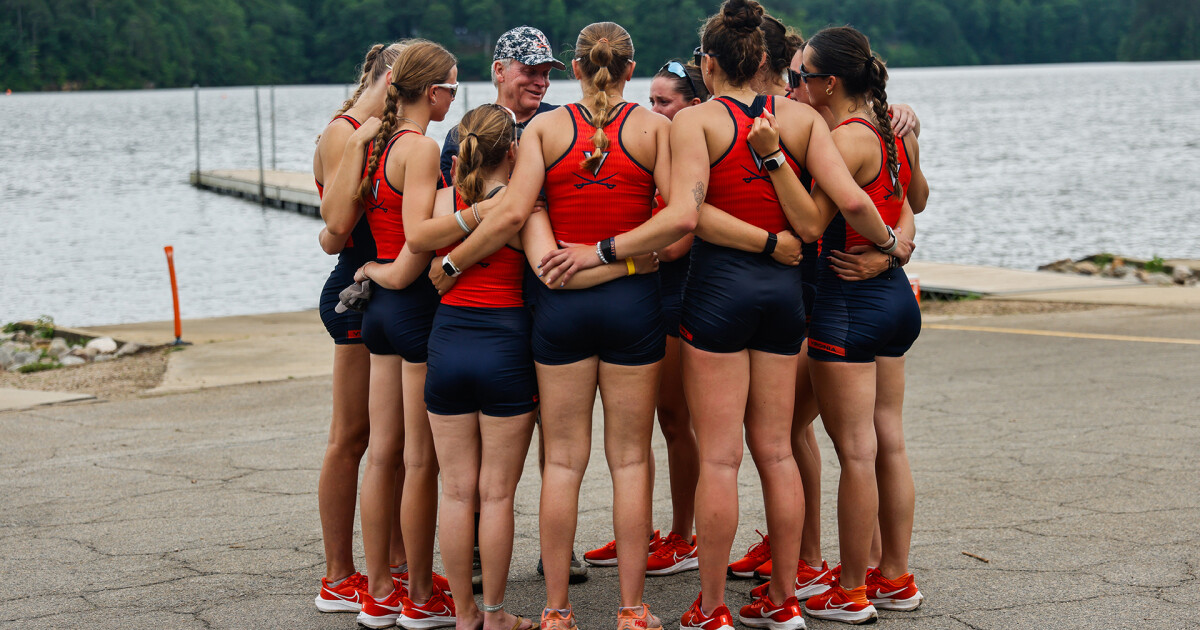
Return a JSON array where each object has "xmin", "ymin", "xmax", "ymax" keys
[
  {"xmin": 270, "ymin": 85, "xmax": 276, "ymax": 171},
  {"xmin": 193, "ymin": 85, "xmax": 200, "ymax": 179},
  {"xmin": 255, "ymin": 87, "xmax": 265, "ymax": 205}
]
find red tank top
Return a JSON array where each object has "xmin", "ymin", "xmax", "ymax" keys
[
  {"xmin": 706, "ymin": 96, "xmax": 804, "ymax": 234},
  {"xmin": 835, "ymin": 118, "xmax": 912, "ymax": 249},
  {"xmin": 439, "ymin": 189, "xmax": 526, "ymax": 309},
  {"xmin": 317, "ymin": 115, "xmax": 362, "ymax": 246},
  {"xmin": 543, "ymin": 103, "xmax": 656, "ymax": 244},
  {"xmin": 362, "ymin": 130, "xmax": 422, "ymax": 260}
]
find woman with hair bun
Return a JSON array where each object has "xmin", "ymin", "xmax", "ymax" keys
[
  {"xmin": 348, "ymin": 39, "xmax": 460, "ymax": 630},
  {"xmin": 311, "ymin": 40, "xmax": 425, "ymax": 614},
  {"xmin": 522, "ymin": 1, "xmax": 911, "ymax": 629},
  {"xmin": 428, "ymin": 21, "xmax": 682, "ymax": 630},
  {"xmin": 796, "ymin": 25, "xmax": 928, "ymax": 625}
]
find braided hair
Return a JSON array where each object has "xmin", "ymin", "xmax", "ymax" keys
[
  {"xmin": 573, "ymin": 22, "xmax": 634, "ymax": 174},
  {"xmin": 317, "ymin": 42, "xmax": 404, "ymax": 144},
  {"xmin": 455, "ymin": 105, "xmax": 517, "ymax": 205},
  {"xmin": 807, "ymin": 27, "xmax": 902, "ymax": 199}
]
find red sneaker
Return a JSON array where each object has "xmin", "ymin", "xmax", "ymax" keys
[
  {"xmin": 584, "ymin": 530, "xmax": 661, "ymax": 567},
  {"xmin": 680, "ymin": 595, "xmax": 735, "ymax": 630},
  {"xmin": 315, "ymin": 571, "xmax": 368, "ymax": 612},
  {"xmin": 394, "ymin": 568, "xmax": 452, "ymax": 594},
  {"xmin": 738, "ymin": 593, "xmax": 805, "ymax": 630},
  {"xmin": 803, "ymin": 585, "xmax": 877, "ymax": 625},
  {"xmin": 399, "ymin": 584, "xmax": 457, "ymax": 629},
  {"xmin": 794, "ymin": 561, "xmax": 835, "ymax": 599},
  {"xmin": 865, "ymin": 569, "xmax": 923, "ymax": 611},
  {"xmin": 357, "ymin": 585, "xmax": 408, "ymax": 629},
  {"xmin": 728, "ymin": 530, "xmax": 770, "ymax": 578},
  {"xmin": 645, "ymin": 531, "xmax": 699, "ymax": 576},
  {"xmin": 753, "ymin": 559, "xmax": 772, "ymax": 580}
]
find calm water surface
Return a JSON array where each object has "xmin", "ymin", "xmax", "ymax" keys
[{"xmin": 2, "ymin": 62, "xmax": 1197, "ymax": 326}]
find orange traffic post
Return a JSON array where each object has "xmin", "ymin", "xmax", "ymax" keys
[{"xmin": 164, "ymin": 246, "xmax": 184, "ymax": 345}]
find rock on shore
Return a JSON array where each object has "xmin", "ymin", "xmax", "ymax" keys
[{"xmin": 1039, "ymin": 255, "xmax": 1198, "ymax": 286}]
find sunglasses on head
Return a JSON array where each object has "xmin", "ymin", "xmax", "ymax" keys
[
  {"xmin": 433, "ymin": 82, "xmax": 459, "ymax": 99},
  {"xmin": 660, "ymin": 60, "xmax": 700, "ymax": 100},
  {"xmin": 692, "ymin": 46, "xmax": 718, "ymax": 68}
]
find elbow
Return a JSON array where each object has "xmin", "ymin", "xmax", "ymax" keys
[
  {"xmin": 405, "ymin": 228, "xmax": 436, "ymax": 254},
  {"xmin": 673, "ymin": 208, "xmax": 698, "ymax": 237},
  {"xmin": 797, "ymin": 225, "xmax": 824, "ymax": 244}
]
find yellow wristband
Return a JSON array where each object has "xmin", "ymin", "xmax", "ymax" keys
[{"xmin": 625, "ymin": 257, "xmax": 636, "ymax": 276}]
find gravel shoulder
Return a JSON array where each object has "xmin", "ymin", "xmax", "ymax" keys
[{"xmin": 0, "ymin": 348, "xmax": 169, "ymax": 399}]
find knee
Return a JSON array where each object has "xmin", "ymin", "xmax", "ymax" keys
[
  {"xmin": 831, "ymin": 438, "xmax": 877, "ymax": 467},
  {"xmin": 658, "ymin": 413, "xmax": 693, "ymax": 446},
  {"xmin": 404, "ymin": 449, "xmax": 440, "ymax": 476},
  {"xmin": 479, "ymin": 483, "xmax": 516, "ymax": 506},
  {"xmin": 328, "ymin": 427, "xmax": 370, "ymax": 460},
  {"xmin": 699, "ymin": 447, "xmax": 743, "ymax": 474},
  {"xmin": 605, "ymin": 442, "xmax": 651, "ymax": 473}
]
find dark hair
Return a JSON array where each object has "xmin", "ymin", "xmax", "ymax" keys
[
  {"xmin": 807, "ymin": 26, "xmax": 902, "ymax": 199},
  {"xmin": 760, "ymin": 15, "xmax": 803, "ymax": 75},
  {"xmin": 653, "ymin": 61, "xmax": 710, "ymax": 102},
  {"xmin": 574, "ymin": 22, "xmax": 635, "ymax": 173},
  {"xmin": 700, "ymin": 0, "xmax": 766, "ymax": 86},
  {"xmin": 455, "ymin": 105, "xmax": 516, "ymax": 205},
  {"xmin": 356, "ymin": 40, "xmax": 456, "ymax": 202}
]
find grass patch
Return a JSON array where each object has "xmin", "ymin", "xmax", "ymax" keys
[{"xmin": 17, "ymin": 362, "xmax": 60, "ymax": 374}]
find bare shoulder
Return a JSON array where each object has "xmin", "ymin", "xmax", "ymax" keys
[{"xmin": 525, "ymin": 106, "xmax": 571, "ymax": 135}]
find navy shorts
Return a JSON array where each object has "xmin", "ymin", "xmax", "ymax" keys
[
  {"xmin": 800, "ymin": 241, "xmax": 819, "ymax": 325},
  {"xmin": 425, "ymin": 305, "xmax": 539, "ymax": 417},
  {"xmin": 679, "ymin": 239, "xmax": 806, "ymax": 355},
  {"xmin": 319, "ymin": 261, "xmax": 366, "ymax": 345},
  {"xmin": 807, "ymin": 266, "xmax": 921, "ymax": 363},
  {"xmin": 530, "ymin": 273, "xmax": 665, "ymax": 366},
  {"xmin": 659, "ymin": 258, "xmax": 689, "ymax": 338},
  {"xmin": 361, "ymin": 268, "xmax": 439, "ymax": 362}
]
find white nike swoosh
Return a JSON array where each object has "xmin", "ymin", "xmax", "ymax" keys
[
  {"xmin": 826, "ymin": 601, "xmax": 856, "ymax": 610},
  {"xmin": 876, "ymin": 587, "xmax": 908, "ymax": 598},
  {"xmin": 329, "ymin": 590, "xmax": 361, "ymax": 602},
  {"xmin": 673, "ymin": 551, "xmax": 696, "ymax": 562}
]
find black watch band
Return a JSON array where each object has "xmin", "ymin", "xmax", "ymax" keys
[{"xmin": 762, "ymin": 232, "xmax": 778, "ymax": 255}]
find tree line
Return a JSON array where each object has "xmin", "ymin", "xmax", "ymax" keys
[{"xmin": 2, "ymin": 0, "xmax": 1197, "ymax": 91}]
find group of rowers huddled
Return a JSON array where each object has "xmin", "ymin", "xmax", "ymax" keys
[{"xmin": 311, "ymin": 0, "xmax": 929, "ymax": 628}]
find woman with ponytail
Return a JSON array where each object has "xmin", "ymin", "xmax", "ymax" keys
[
  {"xmin": 795, "ymin": 26, "xmax": 929, "ymax": 624},
  {"xmin": 347, "ymin": 39, "xmax": 459, "ymax": 630},
  {"xmin": 425, "ymin": 21, "xmax": 681, "ymax": 630},
  {"xmin": 311, "ymin": 41, "xmax": 424, "ymax": 614}
]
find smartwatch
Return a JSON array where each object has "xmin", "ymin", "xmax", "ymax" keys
[
  {"xmin": 763, "ymin": 151, "xmax": 785, "ymax": 172},
  {"xmin": 442, "ymin": 256, "xmax": 462, "ymax": 278}
]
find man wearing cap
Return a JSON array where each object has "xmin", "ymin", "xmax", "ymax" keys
[{"xmin": 439, "ymin": 26, "xmax": 565, "ymax": 183}]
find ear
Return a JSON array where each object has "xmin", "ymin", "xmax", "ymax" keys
[
  {"xmin": 492, "ymin": 60, "xmax": 505, "ymax": 84},
  {"xmin": 383, "ymin": 69, "xmax": 393, "ymax": 85},
  {"xmin": 571, "ymin": 58, "xmax": 581, "ymax": 80},
  {"xmin": 689, "ymin": 97, "xmax": 702, "ymax": 107},
  {"xmin": 624, "ymin": 61, "xmax": 636, "ymax": 82}
]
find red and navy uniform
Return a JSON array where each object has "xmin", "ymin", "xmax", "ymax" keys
[
  {"xmin": 317, "ymin": 114, "xmax": 377, "ymax": 345},
  {"xmin": 653, "ymin": 193, "xmax": 689, "ymax": 338},
  {"xmin": 808, "ymin": 117, "xmax": 919, "ymax": 363},
  {"xmin": 359, "ymin": 130, "xmax": 439, "ymax": 362},
  {"xmin": 425, "ymin": 188, "xmax": 538, "ymax": 417},
  {"xmin": 530, "ymin": 102, "xmax": 665, "ymax": 366},
  {"xmin": 679, "ymin": 95, "xmax": 812, "ymax": 355}
]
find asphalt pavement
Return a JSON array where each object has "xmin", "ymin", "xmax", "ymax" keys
[{"xmin": 1, "ymin": 303, "xmax": 1198, "ymax": 629}]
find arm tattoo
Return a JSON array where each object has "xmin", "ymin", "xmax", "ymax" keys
[{"xmin": 691, "ymin": 182, "xmax": 705, "ymax": 212}]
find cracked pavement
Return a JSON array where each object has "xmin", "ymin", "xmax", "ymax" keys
[{"xmin": 1, "ymin": 304, "xmax": 1197, "ymax": 629}]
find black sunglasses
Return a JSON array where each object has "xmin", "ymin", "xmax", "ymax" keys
[
  {"xmin": 661, "ymin": 60, "xmax": 700, "ymax": 100},
  {"xmin": 692, "ymin": 46, "xmax": 717, "ymax": 68},
  {"xmin": 792, "ymin": 65, "xmax": 834, "ymax": 87}
]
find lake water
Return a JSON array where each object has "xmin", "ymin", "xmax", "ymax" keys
[{"xmin": 2, "ymin": 61, "xmax": 1198, "ymax": 326}]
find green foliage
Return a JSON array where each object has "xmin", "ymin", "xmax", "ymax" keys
[
  {"xmin": 2, "ymin": 322, "xmax": 18, "ymax": 333},
  {"xmin": 18, "ymin": 361, "xmax": 60, "ymax": 374},
  {"xmin": 1145, "ymin": 256, "xmax": 1166, "ymax": 273},
  {"xmin": 33, "ymin": 315, "xmax": 54, "ymax": 339},
  {"xmin": 0, "ymin": 0, "xmax": 1193, "ymax": 91}
]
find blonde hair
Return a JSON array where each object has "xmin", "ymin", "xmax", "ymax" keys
[
  {"xmin": 455, "ymin": 105, "xmax": 517, "ymax": 204},
  {"xmin": 356, "ymin": 40, "xmax": 457, "ymax": 202},
  {"xmin": 573, "ymin": 22, "xmax": 634, "ymax": 173},
  {"xmin": 332, "ymin": 41, "xmax": 406, "ymax": 120}
]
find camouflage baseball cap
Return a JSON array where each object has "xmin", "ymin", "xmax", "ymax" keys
[{"xmin": 493, "ymin": 26, "xmax": 566, "ymax": 70}]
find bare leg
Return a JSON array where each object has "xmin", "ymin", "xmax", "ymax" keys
[
  {"xmin": 599, "ymin": 360, "xmax": 660, "ymax": 607},
  {"xmin": 656, "ymin": 335, "xmax": 698, "ymax": 538},
  {"xmin": 537, "ymin": 359, "xmax": 599, "ymax": 610},
  {"xmin": 874, "ymin": 356, "xmax": 914, "ymax": 579},
  {"xmin": 791, "ymin": 348, "xmax": 823, "ymax": 567},
  {"xmin": 683, "ymin": 345, "xmax": 749, "ymax": 614},
  {"xmin": 320, "ymin": 343, "xmax": 371, "ymax": 580},
  {"xmin": 430, "ymin": 412, "xmax": 482, "ymax": 630},
  {"xmin": 361, "ymin": 354, "xmax": 406, "ymax": 598},
  {"xmin": 809, "ymin": 360, "xmax": 878, "ymax": 590},
  {"xmin": 744, "ymin": 351, "xmax": 802, "ymax": 605},
  {"xmin": 401, "ymin": 360, "xmax": 440, "ymax": 604},
  {"xmin": 478, "ymin": 412, "xmax": 536, "ymax": 630}
]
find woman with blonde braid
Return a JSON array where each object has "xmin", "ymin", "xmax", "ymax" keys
[
  {"xmin": 348, "ymin": 39, "xmax": 459, "ymax": 630},
  {"xmin": 424, "ymin": 22, "xmax": 683, "ymax": 630},
  {"xmin": 311, "ymin": 41, "xmax": 424, "ymax": 613},
  {"xmin": 797, "ymin": 26, "xmax": 928, "ymax": 624}
]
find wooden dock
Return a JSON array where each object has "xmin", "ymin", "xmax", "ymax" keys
[{"xmin": 190, "ymin": 169, "xmax": 319, "ymax": 216}]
